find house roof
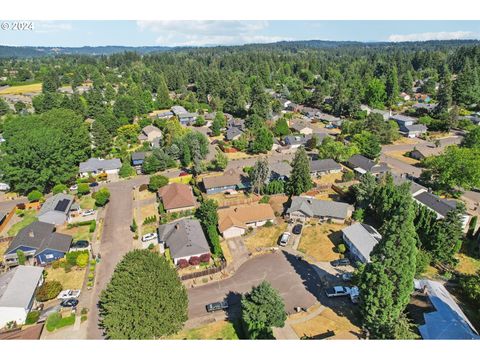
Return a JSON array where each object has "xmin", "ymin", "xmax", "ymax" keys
[
  {"xmin": 0, "ymin": 265, "xmax": 43, "ymax": 308},
  {"xmin": 414, "ymin": 192, "xmax": 458, "ymax": 217},
  {"xmin": 342, "ymin": 223, "xmax": 381, "ymax": 263},
  {"xmin": 0, "ymin": 212, "xmax": 5, "ymax": 221},
  {"xmin": 414, "ymin": 279, "xmax": 480, "ymax": 339},
  {"xmin": 390, "ymin": 174, "xmax": 427, "ymax": 196},
  {"xmin": 142, "ymin": 125, "xmax": 162, "ymax": 136},
  {"xmin": 202, "ymin": 168, "xmax": 247, "ymax": 190},
  {"xmin": 227, "ymin": 118, "xmax": 245, "ymax": 129},
  {"xmin": 390, "ymin": 114, "xmax": 417, "ymax": 123},
  {"xmin": 284, "ymin": 133, "xmax": 328, "ymax": 146},
  {"xmin": 218, "ymin": 204, "xmax": 275, "ymax": 233},
  {"xmin": 158, "ymin": 219, "xmax": 210, "ymax": 259},
  {"xmin": 269, "ymin": 161, "xmax": 292, "ymax": 179},
  {"xmin": 310, "ymin": 159, "xmax": 342, "ymax": 173},
  {"xmin": 171, "ymin": 105, "xmax": 188, "ymax": 115},
  {"xmin": 225, "ymin": 126, "xmax": 244, "ymax": 141},
  {"xmin": 158, "ymin": 183, "xmax": 196, "ymax": 210},
  {"xmin": 347, "ymin": 154, "xmax": 389, "ymax": 174},
  {"xmin": 291, "ymin": 120, "xmax": 312, "ymax": 132},
  {"xmin": 79, "ymin": 158, "xmax": 121, "ymax": 173},
  {"xmin": 38, "ymin": 193, "xmax": 74, "ymax": 217},
  {"xmin": 6, "ymin": 221, "xmax": 72, "ymax": 256},
  {"xmin": 131, "ymin": 152, "xmax": 146, "ymax": 161},
  {"xmin": 405, "ymin": 124, "xmax": 428, "ymax": 132},
  {"xmin": 286, "ymin": 196, "xmax": 353, "ymax": 219}
]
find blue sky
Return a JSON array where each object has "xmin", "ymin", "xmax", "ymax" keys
[{"xmin": 1, "ymin": 20, "xmax": 480, "ymax": 47}]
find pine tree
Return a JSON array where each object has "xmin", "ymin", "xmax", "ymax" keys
[
  {"xmin": 453, "ymin": 58, "xmax": 480, "ymax": 107},
  {"xmin": 385, "ymin": 65, "xmax": 399, "ymax": 107},
  {"xmin": 91, "ymin": 120, "xmax": 112, "ymax": 157},
  {"xmin": 286, "ymin": 147, "xmax": 313, "ymax": 197},
  {"xmin": 250, "ymin": 157, "xmax": 269, "ymax": 194},
  {"xmin": 435, "ymin": 64, "xmax": 452, "ymax": 116}
]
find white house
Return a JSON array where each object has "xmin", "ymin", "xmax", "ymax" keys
[
  {"xmin": 0, "ymin": 266, "xmax": 44, "ymax": 329},
  {"xmin": 79, "ymin": 158, "xmax": 122, "ymax": 177},
  {"xmin": 342, "ymin": 223, "xmax": 382, "ymax": 263}
]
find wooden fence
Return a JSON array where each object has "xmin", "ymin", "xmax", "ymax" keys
[
  {"xmin": 180, "ymin": 261, "xmax": 227, "ymax": 281},
  {"xmin": 0, "ymin": 208, "xmax": 15, "ymax": 234}
]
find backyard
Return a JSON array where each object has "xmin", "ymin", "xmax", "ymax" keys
[
  {"xmin": 59, "ymin": 224, "xmax": 92, "ymax": 242},
  {"xmin": 297, "ymin": 223, "xmax": 346, "ymax": 262},
  {"xmin": 46, "ymin": 266, "xmax": 86, "ymax": 289},
  {"xmin": 169, "ymin": 320, "xmax": 239, "ymax": 340},
  {"xmin": 244, "ymin": 222, "xmax": 287, "ymax": 253},
  {"xmin": 7, "ymin": 210, "xmax": 38, "ymax": 237}
]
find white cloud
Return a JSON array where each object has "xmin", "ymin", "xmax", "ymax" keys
[
  {"xmin": 388, "ymin": 31, "xmax": 476, "ymax": 42},
  {"xmin": 34, "ymin": 21, "xmax": 72, "ymax": 33},
  {"xmin": 136, "ymin": 20, "xmax": 290, "ymax": 46}
]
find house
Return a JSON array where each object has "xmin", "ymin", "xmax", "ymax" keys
[
  {"xmin": 138, "ymin": 125, "xmax": 162, "ymax": 148},
  {"xmin": 346, "ymin": 154, "xmax": 389, "ymax": 175},
  {"xmin": 158, "ymin": 219, "xmax": 210, "ymax": 265},
  {"xmin": 79, "ymin": 158, "xmax": 121, "ymax": 177},
  {"xmin": 413, "ymin": 279, "xmax": 480, "ymax": 340},
  {"xmin": 409, "ymin": 149, "xmax": 427, "ymax": 161},
  {"xmin": 341, "ymin": 223, "xmax": 381, "ymax": 263},
  {"xmin": 414, "ymin": 93, "xmax": 431, "ymax": 103},
  {"xmin": 390, "ymin": 114, "xmax": 417, "ymax": 130},
  {"xmin": 38, "ymin": 193, "xmax": 74, "ymax": 225},
  {"xmin": 0, "ymin": 183, "xmax": 10, "ymax": 191},
  {"xmin": 3, "ymin": 221, "xmax": 72, "ymax": 266},
  {"xmin": 225, "ymin": 126, "xmax": 244, "ymax": 141},
  {"xmin": 0, "ymin": 266, "xmax": 44, "ymax": 329},
  {"xmin": 286, "ymin": 102, "xmax": 302, "ymax": 112},
  {"xmin": 218, "ymin": 204, "xmax": 276, "ymax": 239},
  {"xmin": 284, "ymin": 133, "xmax": 328, "ymax": 149},
  {"xmin": 227, "ymin": 117, "xmax": 245, "ymax": 130},
  {"xmin": 131, "ymin": 152, "xmax": 146, "ymax": 167},
  {"xmin": 171, "ymin": 105, "xmax": 197, "ymax": 125},
  {"xmin": 279, "ymin": 98, "xmax": 291, "ymax": 109},
  {"xmin": 404, "ymin": 124, "xmax": 428, "ymax": 138},
  {"xmin": 371, "ymin": 109, "xmax": 391, "ymax": 121},
  {"xmin": 290, "ymin": 120, "xmax": 313, "ymax": 135},
  {"xmin": 390, "ymin": 173, "xmax": 427, "ymax": 197},
  {"xmin": 317, "ymin": 112, "xmax": 342, "ymax": 127},
  {"xmin": 157, "ymin": 183, "xmax": 197, "ymax": 213},
  {"xmin": 268, "ymin": 161, "xmax": 292, "ymax": 181},
  {"xmin": 413, "ymin": 192, "xmax": 470, "ymax": 229},
  {"xmin": 310, "ymin": 159, "xmax": 342, "ymax": 177},
  {"xmin": 202, "ymin": 168, "xmax": 250, "ymax": 194},
  {"xmin": 413, "ymin": 103, "xmax": 437, "ymax": 113},
  {"xmin": 155, "ymin": 111, "xmax": 173, "ymax": 119},
  {"xmin": 286, "ymin": 196, "xmax": 353, "ymax": 223}
]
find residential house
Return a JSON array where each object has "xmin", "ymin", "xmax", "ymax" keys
[
  {"xmin": 283, "ymin": 133, "xmax": 328, "ymax": 149},
  {"xmin": 157, "ymin": 183, "xmax": 197, "ymax": 213},
  {"xmin": 346, "ymin": 154, "xmax": 389, "ymax": 175},
  {"xmin": 390, "ymin": 173, "xmax": 427, "ymax": 197},
  {"xmin": 371, "ymin": 109, "xmax": 391, "ymax": 121},
  {"xmin": 413, "ymin": 279, "xmax": 480, "ymax": 340},
  {"xmin": 157, "ymin": 219, "xmax": 210, "ymax": 265},
  {"xmin": 226, "ymin": 117, "xmax": 245, "ymax": 130},
  {"xmin": 156, "ymin": 111, "xmax": 173, "ymax": 119},
  {"xmin": 171, "ymin": 105, "xmax": 197, "ymax": 125},
  {"xmin": 79, "ymin": 158, "xmax": 121, "ymax": 177},
  {"xmin": 290, "ymin": 120, "xmax": 313, "ymax": 135},
  {"xmin": 317, "ymin": 112, "xmax": 343, "ymax": 127},
  {"xmin": 138, "ymin": 125, "xmax": 162, "ymax": 148},
  {"xmin": 218, "ymin": 204, "xmax": 276, "ymax": 239},
  {"xmin": 310, "ymin": 159, "xmax": 342, "ymax": 177},
  {"xmin": 3, "ymin": 221, "xmax": 72, "ymax": 266},
  {"xmin": 202, "ymin": 168, "xmax": 250, "ymax": 194},
  {"xmin": 390, "ymin": 114, "xmax": 427, "ymax": 137},
  {"xmin": 413, "ymin": 103, "xmax": 437, "ymax": 113},
  {"xmin": 225, "ymin": 126, "xmax": 244, "ymax": 141},
  {"xmin": 0, "ymin": 266, "xmax": 44, "ymax": 329},
  {"xmin": 409, "ymin": 149, "xmax": 427, "ymax": 161},
  {"xmin": 279, "ymin": 98, "xmax": 292, "ymax": 109},
  {"xmin": 268, "ymin": 161, "xmax": 292, "ymax": 181},
  {"xmin": 131, "ymin": 152, "xmax": 146, "ymax": 167},
  {"xmin": 341, "ymin": 223, "xmax": 381, "ymax": 263},
  {"xmin": 414, "ymin": 93, "xmax": 431, "ymax": 103},
  {"xmin": 38, "ymin": 193, "xmax": 75, "ymax": 225},
  {"xmin": 286, "ymin": 196, "xmax": 353, "ymax": 223},
  {"xmin": 286, "ymin": 102, "xmax": 302, "ymax": 112},
  {"xmin": 301, "ymin": 106, "xmax": 321, "ymax": 119}
]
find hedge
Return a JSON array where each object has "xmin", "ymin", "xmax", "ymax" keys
[
  {"xmin": 46, "ymin": 313, "xmax": 76, "ymax": 332},
  {"xmin": 25, "ymin": 310, "xmax": 40, "ymax": 325},
  {"xmin": 36, "ymin": 281, "xmax": 62, "ymax": 302},
  {"xmin": 89, "ymin": 220, "xmax": 96, "ymax": 233}
]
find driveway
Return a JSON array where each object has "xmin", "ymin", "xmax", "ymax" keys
[
  {"xmin": 187, "ymin": 251, "xmax": 320, "ymax": 320},
  {"xmin": 85, "ymin": 177, "xmax": 148, "ymax": 339}
]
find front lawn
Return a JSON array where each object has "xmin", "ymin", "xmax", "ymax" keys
[
  {"xmin": 59, "ymin": 224, "xmax": 92, "ymax": 242},
  {"xmin": 297, "ymin": 223, "xmax": 346, "ymax": 262},
  {"xmin": 244, "ymin": 222, "xmax": 287, "ymax": 253},
  {"xmin": 79, "ymin": 195, "xmax": 96, "ymax": 210},
  {"xmin": 385, "ymin": 150, "xmax": 419, "ymax": 165},
  {"xmin": 169, "ymin": 320, "xmax": 239, "ymax": 340},
  {"xmin": 45, "ymin": 267, "xmax": 86, "ymax": 289},
  {"xmin": 7, "ymin": 210, "xmax": 38, "ymax": 237}
]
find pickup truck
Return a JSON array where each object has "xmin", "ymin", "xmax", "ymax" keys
[
  {"xmin": 325, "ymin": 286, "xmax": 359, "ymax": 303},
  {"xmin": 57, "ymin": 289, "xmax": 81, "ymax": 300}
]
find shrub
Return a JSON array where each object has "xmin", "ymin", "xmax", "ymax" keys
[
  {"xmin": 259, "ymin": 195, "xmax": 270, "ymax": 204},
  {"xmin": 89, "ymin": 265, "xmax": 95, "ymax": 272},
  {"xmin": 415, "ymin": 249, "xmax": 432, "ymax": 277},
  {"xmin": 27, "ymin": 189, "xmax": 43, "ymax": 202},
  {"xmin": 88, "ymin": 273, "xmax": 94, "ymax": 281},
  {"xmin": 25, "ymin": 310, "xmax": 40, "ymax": 325},
  {"xmin": 264, "ymin": 220, "xmax": 274, "ymax": 227},
  {"xmin": 189, "ymin": 256, "xmax": 200, "ymax": 266},
  {"xmin": 199, "ymin": 253, "xmax": 211, "ymax": 263},
  {"xmin": 46, "ymin": 313, "xmax": 75, "ymax": 332},
  {"xmin": 139, "ymin": 184, "xmax": 148, "ymax": 192},
  {"xmin": 52, "ymin": 184, "xmax": 68, "ymax": 195},
  {"xmin": 119, "ymin": 163, "xmax": 136, "ymax": 178},
  {"xmin": 206, "ymin": 225, "xmax": 223, "ymax": 257},
  {"xmin": 342, "ymin": 171, "xmax": 355, "ymax": 182},
  {"xmin": 81, "ymin": 307, "xmax": 88, "ymax": 315},
  {"xmin": 64, "ymin": 263, "xmax": 73, "ymax": 273},
  {"xmin": 16, "ymin": 250, "xmax": 26, "ymax": 265},
  {"xmin": 158, "ymin": 202, "xmax": 165, "ymax": 214},
  {"xmin": 81, "ymin": 315, "xmax": 88, "ymax": 323},
  {"xmin": 352, "ymin": 208, "xmax": 365, "ymax": 222},
  {"xmin": 148, "ymin": 175, "xmax": 169, "ymax": 192},
  {"xmin": 36, "ymin": 281, "xmax": 62, "ymax": 302},
  {"xmin": 16, "ymin": 203, "xmax": 26, "ymax": 210},
  {"xmin": 76, "ymin": 253, "xmax": 89, "ymax": 268},
  {"xmin": 77, "ymin": 183, "xmax": 90, "ymax": 195},
  {"xmin": 52, "ymin": 260, "xmax": 61, "ymax": 269},
  {"xmin": 130, "ymin": 219, "xmax": 138, "ymax": 233},
  {"xmin": 177, "ymin": 259, "xmax": 189, "ymax": 268},
  {"xmin": 337, "ymin": 244, "xmax": 346, "ymax": 254},
  {"xmin": 94, "ymin": 188, "xmax": 110, "ymax": 207},
  {"xmin": 87, "ymin": 281, "xmax": 93, "ymax": 288},
  {"xmin": 89, "ymin": 220, "xmax": 97, "ymax": 233},
  {"xmin": 148, "ymin": 243, "xmax": 155, "ymax": 250}
]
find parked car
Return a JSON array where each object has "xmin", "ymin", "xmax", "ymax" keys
[
  {"xmin": 341, "ymin": 273, "xmax": 353, "ymax": 281},
  {"xmin": 82, "ymin": 209, "xmax": 95, "ymax": 217},
  {"xmin": 142, "ymin": 233, "xmax": 158, "ymax": 242},
  {"xmin": 325, "ymin": 286, "xmax": 351, "ymax": 298},
  {"xmin": 279, "ymin": 232, "xmax": 291, "ymax": 247},
  {"xmin": 57, "ymin": 289, "xmax": 81, "ymax": 300},
  {"xmin": 292, "ymin": 224, "xmax": 303, "ymax": 235},
  {"xmin": 89, "ymin": 182, "xmax": 99, "ymax": 187},
  {"xmin": 70, "ymin": 240, "xmax": 90, "ymax": 252},
  {"xmin": 206, "ymin": 300, "xmax": 229, "ymax": 312},
  {"xmin": 331, "ymin": 258, "xmax": 350, "ymax": 267},
  {"xmin": 349, "ymin": 286, "xmax": 360, "ymax": 304},
  {"xmin": 69, "ymin": 184, "xmax": 78, "ymax": 191},
  {"xmin": 0, "ymin": 183, "xmax": 11, "ymax": 191},
  {"xmin": 60, "ymin": 298, "xmax": 79, "ymax": 308}
]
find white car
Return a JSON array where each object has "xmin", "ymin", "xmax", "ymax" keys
[
  {"xmin": 82, "ymin": 209, "xmax": 96, "ymax": 217},
  {"xmin": 279, "ymin": 232, "xmax": 291, "ymax": 247},
  {"xmin": 57, "ymin": 289, "xmax": 81, "ymax": 300},
  {"xmin": 69, "ymin": 184, "xmax": 78, "ymax": 191},
  {"xmin": 0, "ymin": 183, "xmax": 10, "ymax": 192},
  {"xmin": 142, "ymin": 233, "xmax": 158, "ymax": 242}
]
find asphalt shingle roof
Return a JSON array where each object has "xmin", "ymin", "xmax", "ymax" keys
[
  {"xmin": 286, "ymin": 196, "xmax": 353, "ymax": 219},
  {"xmin": 79, "ymin": 158, "xmax": 121, "ymax": 173},
  {"xmin": 310, "ymin": 159, "xmax": 342, "ymax": 173},
  {"xmin": 0, "ymin": 265, "xmax": 43, "ymax": 308},
  {"xmin": 414, "ymin": 192, "xmax": 458, "ymax": 217},
  {"xmin": 342, "ymin": 223, "xmax": 381, "ymax": 263},
  {"xmin": 38, "ymin": 193, "xmax": 74, "ymax": 217}
]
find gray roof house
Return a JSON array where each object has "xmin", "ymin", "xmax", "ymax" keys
[
  {"xmin": 390, "ymin": 173, "xmax": 427, "ymax": 197},
  {"xmin": 268, "ymin": 162, "xmax": 292, "ymax": 181},
  {"xmin": 38, "ymin": 193, "xmax": 75, "ymax": 225},
  {"xmin": 157, "ymin": 219, "xmax": 210, "ymax": 265},
  {"xmin": 310, "ymin": 159, "xmax": 342, "ymax": 176},
  {"xmin": 284, "ymin": 133, "xmax": 328, "ymax": 148},
  {"xmin": 225, "ymin": 126, "xmax": 244, "ymax": 141},
  {"xmin": 404, "ymin": 124, "xmax": 428, "ymax": 138},
  {"xmin": 346, "ymin": 154, "xmax": 389, "ymax": 175},
  {"xmin": 342, "ymin": 223, "xmax": 381, "ymax": 263},
  {"xmin": 138, "ymin": 125, "xmax": 163, "ymax": 148},
  {"xmin": 0, "ymin": 265, "xmax": 44, "ymax": 328},
  {"xmin": 414, "ymin": 279, "xmax": 480, "ymax": 339},
  {"xmin": 79, "ymin": 158, "xmax": 122, "ymax": 176},
  {"xmin": 171, "ymin": 105, "xmax": 197, "ymax": 125},
  {"xmin": 286, "ymin": 196, "xmax": 353, "ymax": 223},
  {"xmin": 4, "ymin": 221, "xmax": 73, "ymax": 266}
]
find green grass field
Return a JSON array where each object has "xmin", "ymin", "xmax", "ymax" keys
[{"xmin": 7, "ymin": 210, "xmax": 38, "ymax": 237}]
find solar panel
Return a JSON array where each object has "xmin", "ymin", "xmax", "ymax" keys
[{"xmin": 54, "ymin": 199, "xmax": 70, "ymax": 212}]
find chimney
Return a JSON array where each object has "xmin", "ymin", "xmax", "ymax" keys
[{"xmin": 28, "ymin": 230, "xmax": 34, "ymax": 238}]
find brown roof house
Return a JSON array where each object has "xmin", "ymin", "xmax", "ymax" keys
[
  {"xmin": 158, "ymin": 183, "xmax": 197, "ymax": 213},
  {"xmin": 218, "ymin": 204, "xmax": 276, "ymax": 239},
  {"xmin": 202, "ymin": 168, "xmax": 250, "ymax": 194}
]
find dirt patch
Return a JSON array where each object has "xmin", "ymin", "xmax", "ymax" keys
[
  {"xmin": 225, "ymin": 151, "xmax": 252, "ymax": 160},
  {"xmin": 297, "ymin": 223, "xmax": 346, "ymax": 262},
  {"xmin": 135, "ymin": 189, "xmax": 156, "ymax": 201},
  {"xmin": 314, "ymin": 172, "xmax": 343, "ymax": 185},
  {"xmin": 268, "ymin": 195, "xmax": 288, "ymax": 215},
  {"xmin": 169, "ymin": 320, "xmax": 239, "ymax": 339},
  {"xmin": 220, "ymin": 241, "xmax": 234, "ymax": 266},
  {"xmin": 244, "ymin": 222, "xmax": 287, "ymax": 253},
  {"xmin": 140, "ymin": 203, "xmax": 157, "ymax": 221},
  {"xmin": 392, "ymin": 137, "xmax": 420, "ymax": 145},
  {"xmin": 386, "ymin": 150, "xmax": 419, "ymax": 165},
  {"xmin": 46, "ymin": 267, "xmax": 86, "ymax": 289},
  {"xmin": 455, "ymin": 253, "xmax": 480, "ymax": 275}
]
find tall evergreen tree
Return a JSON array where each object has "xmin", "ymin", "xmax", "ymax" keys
[
  {"xmin": 435, "ymin": 64, "xmax": 452, "ymax": 116},
  {"xmin": 250, "ymin": 157, "xmax": 269, "ymax": 194},
  {"xmin": 286, "ymin": 147, "xmax": 313, "ymax": 197},
  {"xmin": 385, "ymin": 65, "xmax": 399, "ymax": 107}
]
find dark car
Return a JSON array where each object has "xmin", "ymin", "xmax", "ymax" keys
[
  {"xmin": 60, "ymin": 298, "xmax": 79, "ymax": 308},
  {"xmin": 292, "ymin": 224, "xmax": 303, "ymax": 235},
  {"xmin": 72, "ymin": 240, "xmax": 89, "ymax": 249},
  {"xmin": 206, "ymin": 300, "xmax": 228, "ymax": 313},
  {"xmin": 331, "ymin": 258, "xmax": 350, "ymax": 267},
  {"xmin": 89, "ymin": 182, "xmax": 99, "ymax": 187}
]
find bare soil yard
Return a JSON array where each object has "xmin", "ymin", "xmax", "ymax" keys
[
  {"xmin": 244, "ymin": 222, "xmax": 287, "ymax": 253},
  {"xmin": 297, "ymin": 223, "xmax": 346, "ymax": 262},
  {"xmin": 46, "ymin": 267, "xmax": 86, "ymax": 289},
  {"xmin": 386, "ymin": 150, "xmax": 419, "ymax": 165},
  {"xmin": 168, "ymin": 320, "xmax": 239, "ymax": 339}
]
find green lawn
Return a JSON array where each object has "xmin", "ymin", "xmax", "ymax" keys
[
  {"xmin": 7, "ymin": 210, "xmax": 38, "ymax": 236},
  {"xmin": 73, "ymin": 225, "xmax": 92, "ymax": 241},
  {"xmin": 79, "ymin": 195, "xmax": 96, "ymax": 210},
  {"xmin": 169, "ymin": 320, "xmax": 239, "ymax": 340}
]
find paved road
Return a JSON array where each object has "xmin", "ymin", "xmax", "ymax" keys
[
  {"xmin": 0, "ymin": 196, "xmax": 27, "ymax": 213},
  {"xmin": 86, "ymin": 177, "xmax": 148, "ymax": 339},
  {"xmin": 187, "ymin": 251, "xmax": 320, "ymax": 320}
]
